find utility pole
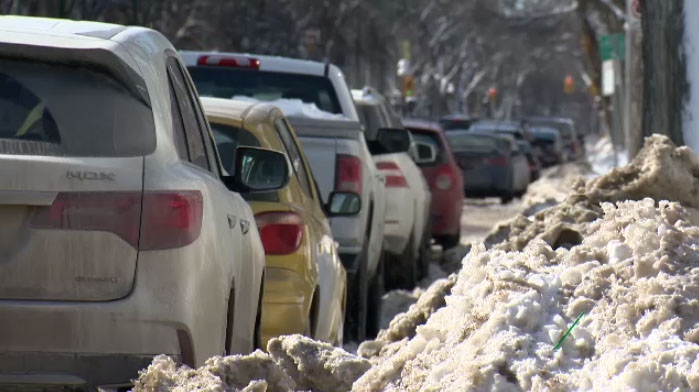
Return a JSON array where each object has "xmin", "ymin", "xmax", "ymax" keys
[{"xmin": 624, "ymin": 0, "xmax": 642, "ymax": 159}]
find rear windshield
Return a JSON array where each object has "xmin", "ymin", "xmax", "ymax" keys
[
  {"xmin": 0, "ymin": 59, "xmax": 155, "ymax": 157},
  {"xmin": 209, "ymin": 121, "xmax": 278, "ymax": 202},
  {"xmin": 408, "ymin": 129, "xmax": 448, "ymax": 165},
  {"xmin": 439, "ymin": 119, "xmax": 473, "ymax": 131},
  {"xmin": 188, "ymin": 67, "xmax": 342, "ymax": 114},
  {"xmin": 531, "ymin": 121, "xmax": 575, "ymax": 141},
  {"xmin": 447, "ymin": 133, "xmax": 506, "ymax": 153}
]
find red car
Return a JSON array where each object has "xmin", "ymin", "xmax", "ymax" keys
[{"xmin": 404, "ymin": 119, "xmax": 464, "ymax": 250}]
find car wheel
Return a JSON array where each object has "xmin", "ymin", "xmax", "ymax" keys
[
  {"xmin": 439, "ymin": 231, "xmax": 461, "ymax": 250},
  {"xmin": 384, "ymin": 237, "xmax": 418, "ymax": 291},
  {"xmin": 224, "ymin": 286, "xmax": 236, "ymax": 355},
  {"xmin": 365, "ymin": 252, "xmax": 384, "ymax": 340},
  {"xmin": 344, "ymin": 236, "xmax": 370, "ymax": 342},
  {"xmin": 500, "ymin": 193, "xmax": 514, "ymax": 204},
  {"xmin": 253, "ymin": 288, "xmax": 263, "ymax": 351},
  {"xmin": 417, "ymin": 221, "xmax": 432, "ymax": 280}
]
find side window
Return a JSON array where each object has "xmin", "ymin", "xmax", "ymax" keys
[
  {"xmin": 274, "ymin": 118, "xmax": 314, "ymax": 199},
  {"xmin": 167, "ymin": 76, "xmax": 190, "ymax": 160},
  {"xmin": 177, "ymin": 61, "xmax": 221, "ymax": 176},
  {"xmin": 166, "ymin": 57, "xmax": 210, "ymax": 171}
]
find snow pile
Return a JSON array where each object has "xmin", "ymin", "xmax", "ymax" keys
[
  {"xmin": 355, "ymin": 197, "xmax": 699, "ymax": 391},
  {"xmin": 232, "ymin": 96, "xmax": 346, "ymax": 120},
  {"xmin": 134, "ymin": 135, "xmax": 699, "ymax": 391},
  {"xmin": 133, "ymin": 335, "xmax": 370, "ymax": 392}
]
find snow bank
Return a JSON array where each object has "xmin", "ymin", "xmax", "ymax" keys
[
  {"xmin": 135, "ymin": 134, "xmax": 699, "ymax": 391},
  {"xmin": 358, "ymin": 198, "xmax": 699, "ymax": 391},
  {"xmin": 133, "ymin": 335, "xmax": 370, "ymax": 392},
  {"xmin": 232, "ymin": 96, "xmax": 346, "ymax": 120},
  {"xmin": 351, "ymin": 134, "xmax": 699, "ymax": 391}
]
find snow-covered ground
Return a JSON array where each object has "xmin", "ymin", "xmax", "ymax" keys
[{"xmin": 134, "ymin": 134, "xmax": 699, "ymax": 391}]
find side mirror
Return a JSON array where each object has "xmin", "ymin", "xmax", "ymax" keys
[
  {"xmin": 375, "ymin": 128, "xmax": 411, "ymax": 154},
  {"xmin": 413, "ymin": 141, "xmax": 437, "ymax": 165},
  {"xmin": 222, "ymin": 146, "xmax": 290, "ymax": 193},
  {"xmin": 326, "ymin": 191, "xmax": 361, "ymax": 217}
]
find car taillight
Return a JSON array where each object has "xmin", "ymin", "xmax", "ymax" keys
[
  {"xmin": 485, "ymin": 156, "xmax": 508, "ymax": 166},
  {"xmin": 197, "ymin": 55, "xmax": 260, "ymax": 69},
  {"xmin": 434, "ymin": 164, "xmax": 454, "ymax": 191},
  {"xmin": 255, "ymin": 212, "xmax": 304, "ymax": 255},
  {"xmin": 140, "ymin": 192, "xmax": 204, "ymax": 251},
  {"xmin": 376, "ymin": 161, "xmax": 409, "ymax": 188},
  {"xmin": 31, "ymin": 191, "xmax": 203, "ymax": 251},
  {"xmin": 336, "ymin": 155, "xmax": 362, "ymax": 193}
]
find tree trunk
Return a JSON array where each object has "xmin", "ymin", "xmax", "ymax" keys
[{"xmin": 641, "ymin": 0, "xmax": 686, "ymax": 145}]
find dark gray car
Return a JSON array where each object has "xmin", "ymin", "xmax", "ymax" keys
[
  {"xmin": 446, "ymin": 131, "xmax": 530, "ymax": 204},
  {"xmin": 526, "ymin": 116, "xmax": 582, "ymax": 161}
]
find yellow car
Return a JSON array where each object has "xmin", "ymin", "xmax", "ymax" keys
[{"xmin": 201, "ymin": 97, "xmax": 356, "ymax": 348}]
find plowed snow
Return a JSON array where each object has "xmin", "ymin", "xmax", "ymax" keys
[{"xmin": 134, "ymin": 135, "xmax": 699, "ymax": 391}]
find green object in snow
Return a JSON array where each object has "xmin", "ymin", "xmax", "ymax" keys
[{"xmin": 554, "ymin": 312, "xmax": 585, "ymax": 351}]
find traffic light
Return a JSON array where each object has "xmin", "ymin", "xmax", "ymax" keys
[
  {"xmin": 564, "ymin": 75, "xmax": 575, "ymax": 94},
  {"xmin": 488, "ymin": 87, "xmax": 497, "ymax": 102}
]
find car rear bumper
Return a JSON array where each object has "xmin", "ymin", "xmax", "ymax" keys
[
  {"xmin": 463, "ymin": 166, "xmax": 511, "ymax": 195},
  {"xmin": 0, "ymin": 352, "xmax": 159, "ymax": 391},
  {"xmin": 260, "ymin": 268, "xmax": 312, "ymax": 350},
  {"xmin": 429, "ymin": 189, "xmax": 463, "ymax": 236}
]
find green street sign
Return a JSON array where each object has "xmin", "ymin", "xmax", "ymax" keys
[{"xmin": 600, "ymin": 34, "xmax": 625, "ymax": 61}]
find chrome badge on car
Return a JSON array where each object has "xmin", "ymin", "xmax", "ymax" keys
[{"xmin": 67, "ymin": 171, "xmax": 116, "ymax": 181}]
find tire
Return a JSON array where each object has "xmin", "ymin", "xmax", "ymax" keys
[
  {"xmin": 344, "ymin": 237, "xmax": 370, "ymax": 343},
  {"xmin": 224, "ymin": 286, "xmax": 236, "ymax": 355},
  {"xmin": 417, "ymin": 220, "xmax": 432, "ymax": 280},
  {"xmin": 384, "ymin": 236, "xmax": 418, "ymax": 291},
  {"xmin": 365, "ymin": 253, "xmax": 384, "ymax": 340},
  {"xmin": 500, "ymin": 193, "xmax": 514, "ymax": 204},
  {"xmin": 439, "ymin": 231, "xmax": 461, "ymax": 251},
  {"xmin": 253, "ymin": 287, "xmax": 263, "ymax": 351}
]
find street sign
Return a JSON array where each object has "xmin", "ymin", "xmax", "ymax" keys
[
  {"xmin": 602, "ymin": 60, "xmax": 615, "ymax": 96},
  {"xmin": 600, "ymin": 34, "xmax": 625, "ymax": 61}
]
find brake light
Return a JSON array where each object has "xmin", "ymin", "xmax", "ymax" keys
[
  {"xmin": 197, "ymin": 55, "xmax": 260, "ymax": 69},
  {"xmin": 140, "ymin": 192, "xmax": 204, "ymax": 251},
  {"xmin": 255, "ymin": 212, "xmax": 304, "ymax": 255},
  {"xmin": 336, "ymin": 155, "xmax": 362, "ymax": 193},
  {"xmin": 376, "ymin": 161, "xmax": 409, "ymax": 188},
  {"xmin": 485, "ymin": 156, "xmax": 508, "ymax": 166},
  {"xmin": 31, "ymin": 191, "xmax": 203, "ymax": 251},
  {"xmin": 434, "ymin": 164, "xmax": 455, "ymax": 190}
]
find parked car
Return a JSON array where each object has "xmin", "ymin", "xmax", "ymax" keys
[
  {"xmin": 439, "ymin": 114, "xmax": 479, "ymax": 131},
  {"xmin": 403, "ymin": 119, "xmax": 464, "ymax": 250},
  {"xmin": 352, "ymin": 88, "xmax": 434, "ymax": 288},
  {"xmin": 201, "ymin": 97, "xmax": 351, "ymax": 348},
  {"xmin": 530, "ymin": 126, "xmax": 565, "ymax": 166},
  {"xmin": 470, "ymin": 120, "xmax": 540, "ymax": 182},
  {"xmin": 446, "ymin": 130, "xmax": 530, "ymax": 204},
  {"xmin": 0, "ymin": 17, "xmax": 286, "ymax": 390},
  {"xmin": 526, "ymin": 116, "xmax": 582, "ymax": 161},
  {"xmin": 181, "ymin": 51, "xmax": 387, "ymax": 341}
]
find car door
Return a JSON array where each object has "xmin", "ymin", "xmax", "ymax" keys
[
  {"xmin": 166, "ymin": 56, "xmax": 261, "ymax": 348},
  {"xmin": 274, "ymin": 116, "xmax": 323, "ymax": 261}
]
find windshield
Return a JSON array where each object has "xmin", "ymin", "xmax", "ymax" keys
[
  {"xmin": 0, "ymin": 59, "xmax": 155, "ymax": 157},
  {"xmin": 188, "ymin": 67, "xmax": 342, "ymax": 115}
]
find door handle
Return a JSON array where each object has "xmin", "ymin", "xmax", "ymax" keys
[{"xmin": 227, "ymin": 214, "xmax": 237, "ymax": 229}]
